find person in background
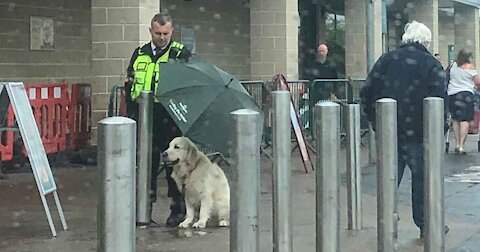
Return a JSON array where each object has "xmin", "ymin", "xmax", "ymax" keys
[
  {"xmin": 360, "ymin": 20, "xmax": 448, "ymax": 239},
  {"xmin": 447, "ymin": 49, "xmax": 480, "ymax": 154},
  {"xmin": 125, "ymin": 12, "xmax": 192, "ymax": 227},
  {"xmin": 305, "ymin": 43, "xmax": 338, "ymax": 103}
]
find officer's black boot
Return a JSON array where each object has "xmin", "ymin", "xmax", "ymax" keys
[{"xmin": 165, "ymin": 197, "xmax": 186, "ymax": 227}]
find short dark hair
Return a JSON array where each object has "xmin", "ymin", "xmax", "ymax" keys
[
  {"xmin": 151, "ymin": 12, "xmax": 173, "ymax": 27},
  {"xmin": 456, "ymin": 49, "xmax": 473, "ymax": 66}
]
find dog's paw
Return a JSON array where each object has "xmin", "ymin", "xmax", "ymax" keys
[
  {"xmin": 219, "ymin": 220, "xmax": 230, "ymax": 227},
  {"xmin": 192, "ymin": 221, "xmax": 206, "ymax": 228},
  {"xmin": 178, "ymin": 220, "xmax": 192, "ymax": 228}
]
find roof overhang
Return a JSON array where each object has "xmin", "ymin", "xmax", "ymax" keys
[{"xmin": 454, "ymin": 0, "xmax": 480, "ymax": 9}]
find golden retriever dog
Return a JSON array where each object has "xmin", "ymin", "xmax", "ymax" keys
[{"xmin": 163, "ymin": 137, "xmax": 230, "ymax": 228}]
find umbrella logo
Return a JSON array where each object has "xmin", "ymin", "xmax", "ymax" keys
[
  {"xmin": 168, "ymin": 99, "xmax": 188, "ymax": 123},
  {"xmin": 179, "ymin": 102, "xmax": 188, "ymax": 114}
]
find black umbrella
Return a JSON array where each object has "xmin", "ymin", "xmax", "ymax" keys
[{"xmin": 155, "ymin": 58, "xmax": 262, "ymax": 156}]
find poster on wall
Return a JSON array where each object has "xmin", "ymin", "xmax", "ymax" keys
[
  {"xmin": 181, "ymin": 27, "xmax": 196, "ymax": 54},
  {"xmin": 30, "ymin": 16, "xmax": 54, "ymax": 51}
]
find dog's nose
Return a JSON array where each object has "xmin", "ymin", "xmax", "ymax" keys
[{"xmin": 162, "ymin": 151, "xmax": 168, "ymax": 158}]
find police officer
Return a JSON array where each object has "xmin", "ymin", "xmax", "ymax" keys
[{"xmin": 125, "ymin": 12, "xmax": 191, "ymax": 227}]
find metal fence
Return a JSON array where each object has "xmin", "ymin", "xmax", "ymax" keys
[
  {"xmin": 241, "ymin": 78, "xmax": 369, "ymax": 148},
  {"xmin": 108, "ymin": 79, "xmax": 369, "ymax": 155}
]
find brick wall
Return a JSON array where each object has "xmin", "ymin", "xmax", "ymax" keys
[
  {"xmin": 0, "ymin": 0, "xmax": 92, "ymax": 83},
  {"xmin": 438, "ymin": 11, "xmax": 454, "ymax": 67},
  {"xmin": 161, "ymin": 0, "xmax": 251, "ymax": 80}
]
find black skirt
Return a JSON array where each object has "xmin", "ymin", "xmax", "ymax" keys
[{"xmin": 449, "ymin": 91, "xmax": 474, "ymax": 122}]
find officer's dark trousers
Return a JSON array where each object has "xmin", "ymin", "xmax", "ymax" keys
[
  {"xmin": 397, "ymin": 140, "xmax": 424, "ymax": 230},
  {"xmin": 150, "ymin": 104, "xmax": 183, "ymax": 204}
]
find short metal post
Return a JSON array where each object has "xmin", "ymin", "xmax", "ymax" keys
[
  {"xmin": 97, "ymin": 117, "xmax": 136, "ymax": 252},
  {"xmin": 315, "ymin": 102, "xmax": 340, "ymax": 252},
  {"xmin": 376, "ymin": 98, "xmax": 398, "ymax": 252},
  {"xmin": 230, "ymin": 109, "xmax": 261, "ymax": 252},
  {"xmin": 424, "ymin": 98, "xmax": 445, "ymax": 252},
  {"xmin": 345, "ymin": 104, "xmax": 362, "ymax": 230},
  {"xmin": 272, "ymin": 91, "xmax": 292, "ymax": 252},
  {"xmin": 137, "ymin": 91, "xmax": 153, "ymax": 225}
]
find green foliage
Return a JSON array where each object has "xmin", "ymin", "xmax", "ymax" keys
[{"xmin": 325, "ymin": 13, "xmax": 345, "ymax": 77}]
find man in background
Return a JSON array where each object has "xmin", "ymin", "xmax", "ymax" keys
[{"xmin": 307, "ymin": 43, "xmax": 338, "ymax": 103}]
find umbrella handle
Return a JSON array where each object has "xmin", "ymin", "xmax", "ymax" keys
[{"xmin": 226, "ymin": 78, "xmax": 233, "ymax": 88}]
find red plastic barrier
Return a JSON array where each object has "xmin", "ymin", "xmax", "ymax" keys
[
  {"xmin": 25, "ymin": 84, "xmax": 69, "ymax": 154},
  {"xmin": 0, "ymin": 106, "xmax": 15, "ymax": 161},
  {"xmin": 68, "ymin": 83, "xmax": 91, "ymax": 151},
  {"xmin": 1, "ymin": 83, "xmax": 69, "ymax": 160}
]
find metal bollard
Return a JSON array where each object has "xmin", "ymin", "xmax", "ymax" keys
[
  {"xmin": 345, "ymin": 104, "xmax": 362, "ymax": 230},
  {"xmin": 137, "ymin": 91, "xmax": 153, "ymax": 225},
  {"xmin": 315, "ymin": 102, "xmax": 340, "ymax": 252},
  {"xmin": 230, "ymin": 109, "xmax": 261, "ymax": 252},
  {"xmin": 272, "ymin": 91, "xmax": 292, "ymax": 252},
  {"xmin": 375, "ymin": 98, "xmax": 398, "ymax": 252},
  {"xmin": 424, "ymin": 98, "xmax": 445, "ymax": 252},
  {"xmin": 97, "ymin": 117, "xmax": 136, "ymax": 252}
]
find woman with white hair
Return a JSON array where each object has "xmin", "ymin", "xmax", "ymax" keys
[
  {"xmin": 401, "ymin": 20, "xmax": 432, "ymax": 48},
  {"xmin": 361, "ymin": 20, "xmax": 448, "ymax": 238},
  {"xmin": 447, "ymin": 49, "xmax": 480, "ymax": 154}
]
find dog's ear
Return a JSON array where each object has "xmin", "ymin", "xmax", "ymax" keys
[{"xmin": 185, "ymin": 138, "xmax": 200, "ymax": 165}]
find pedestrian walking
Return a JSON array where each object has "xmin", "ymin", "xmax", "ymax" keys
[
  {"xmin": 447, "ymin": 49, "xmax": 480, "ymax": 154},
  {"xmin": 360, "ymin": 20, "xmax": 448, "ymax": 238},
  {"xmin": 125, "ymin": 12, "xmax": 192, "ymax": 227}
]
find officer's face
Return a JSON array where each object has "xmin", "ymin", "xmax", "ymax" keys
[{"xmin": 150, "ymin": 21, "xmax": 173, "ymax": 49}]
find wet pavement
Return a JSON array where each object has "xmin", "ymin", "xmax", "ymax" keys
[{"xmin": 1, "ymin": 135, "xmax": 480, "ymax": 251}]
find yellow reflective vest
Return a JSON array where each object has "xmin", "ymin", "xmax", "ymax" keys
[{"xmin": 130, "ymin": 41, "xmax": 184, "ymax": 101}]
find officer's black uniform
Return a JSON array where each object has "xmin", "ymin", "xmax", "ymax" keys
[{"xmin": 125, "ymin": 41, "xmax": 191, "ymax": 227}]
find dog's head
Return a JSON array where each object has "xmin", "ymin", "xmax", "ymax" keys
[{"xmin": 162, "ymin": 137, "xmax": 200, "ymax": 166}]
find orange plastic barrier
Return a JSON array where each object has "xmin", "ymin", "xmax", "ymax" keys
[
  {"xmin": 0, "ymin": 106, "xmax": 15, "ymax": 161},
  {"xmin": 26, "ymin": 84, "xmax": 69, "ymax": 154},
  {"xmin": 68, "ymin": 83, "xmax": 91, "ymax": 151},
  {"xmin": 1, "ymin": 83, "xmax": 69, "ymax": 160}
]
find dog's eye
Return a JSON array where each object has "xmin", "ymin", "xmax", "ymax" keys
[{"xmin": 174, "ymin": 145, "xmax": 180, "ymax": 149}]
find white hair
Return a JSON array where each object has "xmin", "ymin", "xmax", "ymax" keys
[{"xmin": 401, "ymin": 20, "xmax": 432, "ymax": 49}]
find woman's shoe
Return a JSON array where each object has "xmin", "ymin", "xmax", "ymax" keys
[
  {"xmin": 459, "ymin": 147, "xmax": 467, "ymax": 155},
  {"xmin": 454, "ymin": 146, "xmax": 460, "ymax": 154}
]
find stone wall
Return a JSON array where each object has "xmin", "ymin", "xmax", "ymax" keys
[
  {"xmin": 0, "ymin": 0, "xmax": 92, "ymax": 83},
  {"xmin": 161, "ymin": 0, "xmax": 251, "ymax": 80}
]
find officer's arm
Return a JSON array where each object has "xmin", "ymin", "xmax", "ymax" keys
[
  {"xmin": 126, "ymin": 48, "xmax": 138, "ymax": 83},
  {"xmin": 124, "ymin": 48, "xmax": 141, "ymax": 120}
]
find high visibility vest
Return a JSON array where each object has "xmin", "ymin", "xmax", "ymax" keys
[{"xmin": 130, "ymin": 41, "xmax": 184, "ymax": 101}]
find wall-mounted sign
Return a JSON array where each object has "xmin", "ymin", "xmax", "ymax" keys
[
  {"xmin": 181, "ymin": 27, "xmax": 196, "ymax": 54},
  {"xmin": 30, "ymin": 16, "xmax": 54, "ymax": 50}
]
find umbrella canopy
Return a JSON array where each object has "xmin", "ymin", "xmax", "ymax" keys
[{"xmin": 155, "ymin": 58, "xmax": 262, "ymax": 156}]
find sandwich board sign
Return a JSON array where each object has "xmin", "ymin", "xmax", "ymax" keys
[
  {"xmin": 271, "ymin": 74, "xmax": 314, "ymax": 173},
  {"xmin": 0, "ymin": 82, "xmax": 67, "ymax": 237}
]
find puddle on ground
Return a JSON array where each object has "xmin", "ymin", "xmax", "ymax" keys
[{"xmin": 167, "ymin": 228, "xmax": 208, "ymax": 238}]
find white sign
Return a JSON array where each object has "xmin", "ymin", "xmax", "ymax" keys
[
  {"xmin": 0, "ymin": 82, "xmax": 67, "ymax": 237},
  {"xmin": 30, "ymin": 16, "xmax": 54, "ymax": 50},
  {"xmin": 181, "ymin": 27, "xmax": 196, "ymax": 54}
]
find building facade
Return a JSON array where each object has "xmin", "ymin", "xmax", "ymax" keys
[{"xmin": 0, "ymin": 0, "xmax": 479, "ymax": 140}]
